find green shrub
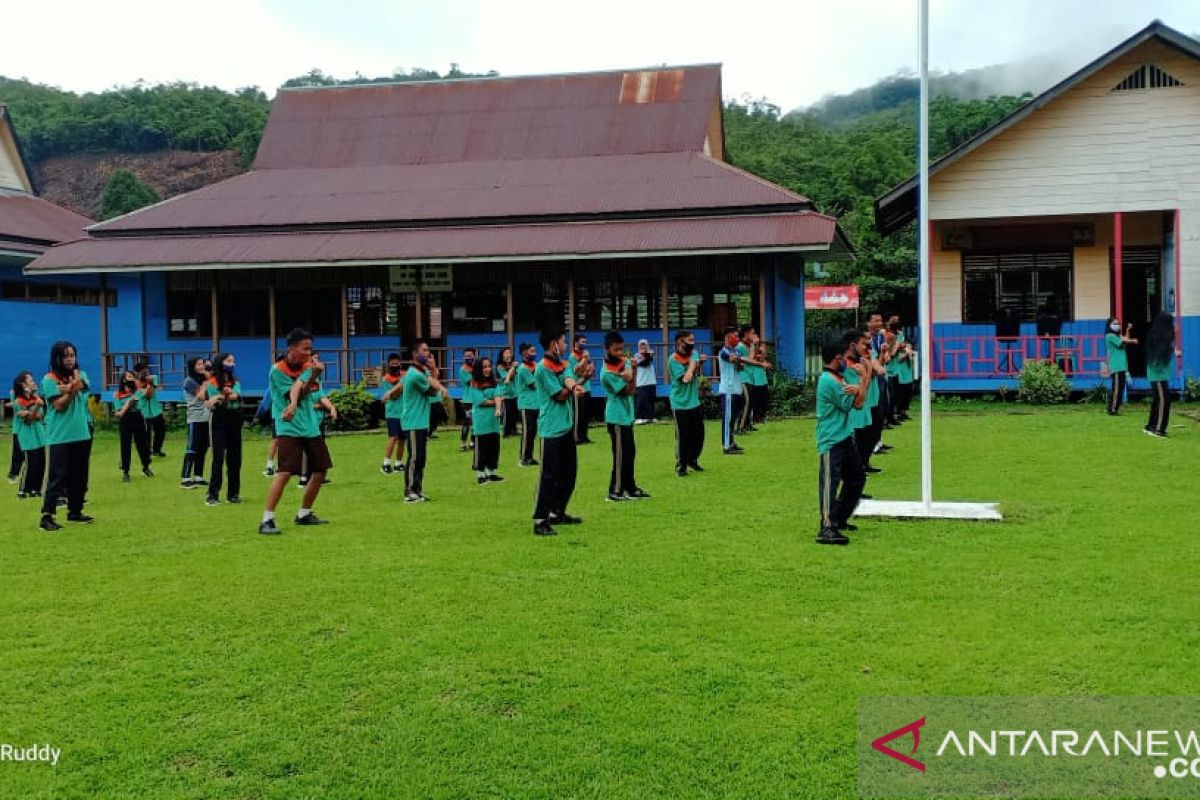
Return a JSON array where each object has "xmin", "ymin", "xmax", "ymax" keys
[
  {"xmin": 1017, "ymin": 360, "xmax": 1070, "ymax": 404},
  {"xmin": 767, "ymin": 370, "xmax": 815, "ymax": 416},
  {"xmin": 1185, "ymin": 375, "xmax": 1200, "ymax": 402},
  {"xmin": 1079, "ymin": 382, "xmax": 1109, "ymax": 404},
  {"xmin": 327, "ymin": 383, "xmax": 377, "ymax": 432}
]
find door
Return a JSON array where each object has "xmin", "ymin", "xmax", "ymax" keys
[{"xmin": 1113, "ymin": 246, "xmax": 1161, "ymax": 377}]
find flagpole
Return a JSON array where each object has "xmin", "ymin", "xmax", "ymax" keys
[{"xmin": 918, "ymin": 0, "xmax": 933, "ymax": 509}]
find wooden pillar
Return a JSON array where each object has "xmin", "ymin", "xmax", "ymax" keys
[
  {"xmin": 99, "ymin": 274, "xmax": 110, "ymax": 385},
  {"xmin": 506, "ymin": 275, "xmax": 515, "ymax": 353},
  {"xmin": 567, "ymin": 277, "xmax": 576, "ymax": 343},
  {"xmin": 414, "ymin": 283, "xmax": 424, "ymax": 339},
  {"xmin": 659, "ymin": 272, "xmax": 670, "ymax": 351},
  {"xmin": 756, "ymin": 262, "xmax": 767, "ymax": 334},
  {"xmin": 210, "ymin": 281, "xmax": 220, "ymax": 354},
  {"xmin": 267, "ymin": 283, "xmax": 277, "ymax": 363},
  {"xmin": 1113, "ymin": 211, "xmax": 1124, "ymax": 321}
]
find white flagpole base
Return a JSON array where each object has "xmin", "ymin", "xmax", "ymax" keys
[{"xmin": 854, "ymin": 499, "xmax": 1002, "ymax": 521}]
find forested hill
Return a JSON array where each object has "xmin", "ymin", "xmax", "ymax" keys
[{"xmin": 1, "ymin": 68, "xmax": 1032, "ymax": 314}]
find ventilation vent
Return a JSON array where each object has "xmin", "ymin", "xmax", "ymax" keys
[{"xmin": 1113, "ymin": 64, "xmax": 1184, "ymax": 91}]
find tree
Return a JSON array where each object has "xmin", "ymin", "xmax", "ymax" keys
[{"xmin": 99, "ymin": 169, "xmax": 159, "ymax": 220}]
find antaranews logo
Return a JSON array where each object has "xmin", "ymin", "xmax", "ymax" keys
[
  {"xmin": 870, "ymin": 717, "xmax": 926, "ymax": 773},
  {"xmin": 858, "ymin": 696, "xmax": 1200, "ymax": 798}
]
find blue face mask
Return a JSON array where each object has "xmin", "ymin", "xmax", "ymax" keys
[
  {"xmin": 416, "ymin": 354, "xmax": 429, "ymax": 366},
  {"xmin": 225, "ymin": 364, "xmax": 236, "ymax": 377}
]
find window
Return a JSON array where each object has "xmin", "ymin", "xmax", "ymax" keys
[
  {"xmin": 962, "ymin": 252, "xmax": 1073, "ymax": 324},
  {"xmin": 0, "ymin": 281, "xmax": 116, "ymax": 306},
  {"xmin": 277, "ymin": 287, "xmax": 341, "ymax": 337}
]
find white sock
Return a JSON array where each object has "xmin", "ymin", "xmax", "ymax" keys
[
  {"xmin": 297, "ymin": 508, "xmax": 312, "ymax": 518},
  {"xmin": 477, "ymin": 471, "xmax": 486, "ymax": 479},
  {"xmin": 382, "ymin": 458, "xmax": 391, "ymax": 467},
  {"xmin": 266, "ymin": 459, "xmax": 274, "ymax": 469},
  {"xmin": 262, "ymin": 511, "xmax": 275, "ymax": 523}
]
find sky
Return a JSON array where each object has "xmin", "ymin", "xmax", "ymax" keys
[{"xmin": 5, "ymin": 0, "xmax": 1200, "ymax": 112}]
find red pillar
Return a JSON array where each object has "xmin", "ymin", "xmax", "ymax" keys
[
  {"xmin": 1175, "ymin": 209, "xmax": 1183, "ymax": 369},
  {"xmin": 1113, "ymin": 211, "xmax": 1124, "ymax": 322}
]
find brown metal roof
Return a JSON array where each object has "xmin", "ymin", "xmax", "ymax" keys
[
  {"xmin": 30, "ymin": 211, "xmax": 846, "ymax": 273},
  {"xmin": 0, "ymin": 192, "xmax": 92, "ymax": 251},
  {"xmin": 254, "ymin": 66, "xmax": 721, "ymax": 169},
  {"xmin": 93, "ymin": 152, "xmax": 808, "ymax": 233}
]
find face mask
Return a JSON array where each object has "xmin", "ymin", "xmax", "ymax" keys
[
  {"xmin": 225, "ymin": 364, "xmax": 236, "ymax": 377},
  {"xmin": 388, "ymin": 365, "xmax": 402, "ymax": 376},
  {"xmin": 606, "ymin": 353, "xmax": 623, "ymax": 366},
  {"xmin": 523, "ymin": 353, "xmax": 535, "ymax": 363},
  {"xmin": 1110, "ymin": 323, "xmax": 1121, "ymax": 333},
  {"xmin": 681, "ymin": 343, "xmax": 694, "ymax": 356},
  {"xmin": 416, "ymin": 354, "xmax": 429, "ymax": 366},
  {"xmin": 464, "ymin": 356, "xmax": 475, "ymax": 365}
]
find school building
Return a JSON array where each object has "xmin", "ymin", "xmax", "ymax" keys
[
  {"xmin": 877, "ymin": 20, "xmax": 1197, "ymax": 392},
  {"xmin": 12, "ymin": 65, "xmax": 850, "ymax": 400},
  {"xmin": 0, "ymin": 105, "xmax": 96, "ymax": 389}
]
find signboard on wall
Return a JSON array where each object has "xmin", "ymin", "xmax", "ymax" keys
[
  {"xmin": 388, "ymin": 265, "xmax": 454, "ymax": 293},
  {"xmin": 804, "ymin": 285, "xmax": 860, "ymax": 310}
]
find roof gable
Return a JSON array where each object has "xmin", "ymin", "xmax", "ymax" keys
[
  {"xmin": 874, "ymin": 20, "xmax": 1200, "ymax": 234},
  {"xmin": 0, "ymin": 106, "xmax": 34, "ymax": 193}
]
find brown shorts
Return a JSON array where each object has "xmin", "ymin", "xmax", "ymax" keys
[{"xmin": 276, "ymin": 436, "xmax": 333, "ymax": 475}]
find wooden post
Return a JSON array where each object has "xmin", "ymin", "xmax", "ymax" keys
[
  {"xmin": 660, "ymin": 272, "xmax": 670, "ymax": 383},
  {"xmin": 567, "ymin": 277, "xmax": 576, "ymax": 343},
  {"xmin": 414, "ymin": 280, "xmax": 424, "ymax": 339},
  {"xmin": 506, "ymin": 274, "xmax": 515, "ymax": 353},
  {"xmin": 756, "ymin": 263, "xmax": 767, "ymax": 333},
  {"xmin": 1113, "ymin": 211, "xmax": 1124, "ymax": 321},
  {"xmin": 340, "ymin": 284, "xmax": 350, "ymax": 384},
  {"xmin": 267, "ymin": 283, "xmax": 277, "ymax": 363},
  {"xmin": 99, "ymin": 274, "xmax": 110, "ymax": 386},
  {"xmin": 210, "ymin": 281, "xmax": 220, "ymax": 353}
]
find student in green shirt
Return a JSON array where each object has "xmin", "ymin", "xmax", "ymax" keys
[
  {"xmin": 568, "ymin": 335, "xmax": 596, "ymax": 444},
  {"xmin": 39, "ymin": 340, "xmax": 94, "ymax": 531},
  {"xmin": 668, "ymin": 330, "xmax": 708, "ymax": 477},
  {"xmin": 114, "ymin": 369, "xmax": 153, "ymax": 481},
  {"xmin": 843, "ymin": 331, "xmax": 883, "ymax": 480},
  {"xmin": 1143, "ymin": 312, "xmax": 1178, "ymax": 437},
  {"xmin": 260, "ymin": 328, "xmax": 334, "ymax": 534},
  {"xmin": 532, "ymin": 328, "xmax": 584, "ymax": 536},
  {"xmin": 7, "ymin": 388, "xmax": 24, "ymax": 484},
  {"xmin": 458, "ymin": 347, "xmax": 477, "ymax": 452},
  {"xmin": 400, "ymin": 338, "xmax": 449, "ymax": 503},
  {"xmin": 470, "ymin": 357, "xmax": 505, "ymax": 484},
  {"xmin": 814, "ymin": 340, "xmax": 869, "ymax": 546},
  {"xmin": 515, "ymin": 342, "xmax": 540, "ymax": 467},
  {"xmin": 600, "ymin": 331, "xmax": 650, "ymax": 502},
  {"xmin": 1104, "ymin": 317, "xmax": 1138, "ymax": 415},
  {"xmin": 134, "ymin": 361, "xmax": 167, "ymax": 458},
  {"xmin": 497, "ymin": 347, "xmax": 520, "ymax": 438},
  {"xmin": 205, "ymin": 352, "xmax": 244, "ymax": 506},
  {"xmin": 380, "ymin": 353, "xmax": 407, "ymax": 475},
  {"xmin": 299, "ymin": 375, "xmax": 337, "ymax": 488},
  {"xmin": 11, "ymin": 371, "xmax": 47, "ymax": 499}
]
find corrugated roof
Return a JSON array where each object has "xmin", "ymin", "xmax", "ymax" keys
[
  {"xmin": 0, "ymin": 192, "xmax": 92, "ymax": 251},
  {"xmin": 92, "ymin": 152, "xmax": 807, "ymax": 232},
  {"xmin": 254, "ymin": 65, "xmax": 720, "ymax": 169},
  {"xmin": 30, "ymin": 211, "xmax": 846, "ymax": 273}
]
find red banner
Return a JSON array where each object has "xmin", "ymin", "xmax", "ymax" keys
[{"xmin": 804, "ymin": 285, "xmax": 860, "ymax": 309}]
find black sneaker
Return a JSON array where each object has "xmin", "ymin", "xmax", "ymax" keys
[
  {"xmin": 404, "ymin": 493, "xmax": 425, "ymax": 504},
  {"xmin": 57, "ymin": 497, "xmax": 67, "ymax": 507},
  {"xmin": 487, "ymin": 474, "xmax": 505, "ymax": 482},
  {"xmin": 689, "ymin": 463, "xmax": 705, "ymax": 472},
  {"xmin": 153, "ymin": 451, "xmax": 167, "ymax": 458},
  {"xmin": 865, "ymin": 466, "xmax": 882, "ymax": 474},
  {"xmin": 554, "ymin": 514, "xmax": 583, "ymax": 525},
  {"xmin": 205, "ymin": 496, "xmax": 221, "ymax": 507},
  {"xmin": 606, "ymin": 492, "xmax": 628, "ymax": 502},
  {"xmin": 263, "ymin": 467, "xmax": 276, "ymax": 477},
  {"xmin": 30, "ymin": 491, "xmax": 41, "ymax": 498},
  {"xmin": 526, "ymin": 458, "xmax": 539, "ymax": 466},
  {"xmin": 816, "ymin": 528, "xmax": 850, "ymax": 545},
  {"xmin": 17, "ymin": 491, "xmax": 28, "ymax": 499},
  {"xmin": 877, "ymin": 444, "xmax": 894, "ymax": 453},
  {"xmin": 533, "ymin": 521, "xmax": 558, "ymax": 536},
  {"xmin": 258, "ymin": 519, "xmax": 282, "ymax": 535},
  {"xmin": 626, "ymin": 488, "xmax": 651, "ymax": 500},
  {"xmin": 836, "ymin": 522, "xmax": 859, "ymax": 532},
  {"xmin": 192, "ymin": 478, "xmax": 209, "ymax": 486},
  {"xmin": 723, "ymin": 446, "xmax": 744, "ymax": 455},
  {"xmin": 142, "ymin": 467, "xmax": 155, "ymax": 478},
  {"xmin": 39, "ymin": 515, "xmax": 62, "ymax": 532},
  {"xmin": 227, "ymin": 496, "xmax": 242, "ymax": 504},
  {"xmin": 294, "ymin": 513, "xmax": 329, "ymax": 526},
  {"xmin": 394, "ymin": 463, "xmax": 406, "ymax": 473},
  {"xmin": 122, "ymin": 473, "xmax": 131, "ymax": 483},
  {"xmin": 860, "ymin": 493, "xmax": 874, "ymax": 500},
  {"xmin": 180, "ymin": 480, "xmax": 197, "ymax": 490},
  {"xmin": 381, "ymin": 464, "xmax": 394, "ymax": 475},
  {"xmin": 676, "ymin": 467, "xmax": 688, "ymax": 477},
  {"xmin": 66, "ymin": 512, "xmax": 94, "ymax": 524},
  {"xmin": 477, "ymin": 475, "xmax": 488, "ymax": 485},
  {"xmin": 298, "ymin": 478, "xmax": 310, "ymax": 487}
]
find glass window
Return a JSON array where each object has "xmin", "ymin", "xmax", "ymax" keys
[
  {"xmin": 167, "ymin": 290, "xmax": 212, "ymax": 339},
  {"xmin": 962, "ymin": 252, "xmax": 1072, "ymax": 324}
]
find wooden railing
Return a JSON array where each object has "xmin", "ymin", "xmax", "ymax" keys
[{"xmin": 931, "ymin": 334, "xmax": 1108, "ymax": 379}]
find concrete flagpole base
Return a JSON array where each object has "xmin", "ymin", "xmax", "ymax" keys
[{"xmin": 854, "ymin": 499, "xmax": 1002, "ymax": 521}]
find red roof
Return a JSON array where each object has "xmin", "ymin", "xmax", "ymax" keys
[
  {"xmin": 31, "ymin": 65, "xmax": 847, "ymax": 273},
  {"xmin": 253, "ymin": 66, "xmax": 720, "ymax": 168},
  {"xmin": 33, "ymin": 212, "xmax": 843, "ymax": 271},
  {"xmin": 94, "ymin": 152, "xmax": 806, "ymax": 232},
  {"xmin": 0, "ymin": 192, "xmax": 92, "ymax": 253}
]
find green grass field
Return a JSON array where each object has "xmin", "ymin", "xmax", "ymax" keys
[{"xmin": 0, "ymin": 404, "xmax": 1196, "ymax": 799}]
